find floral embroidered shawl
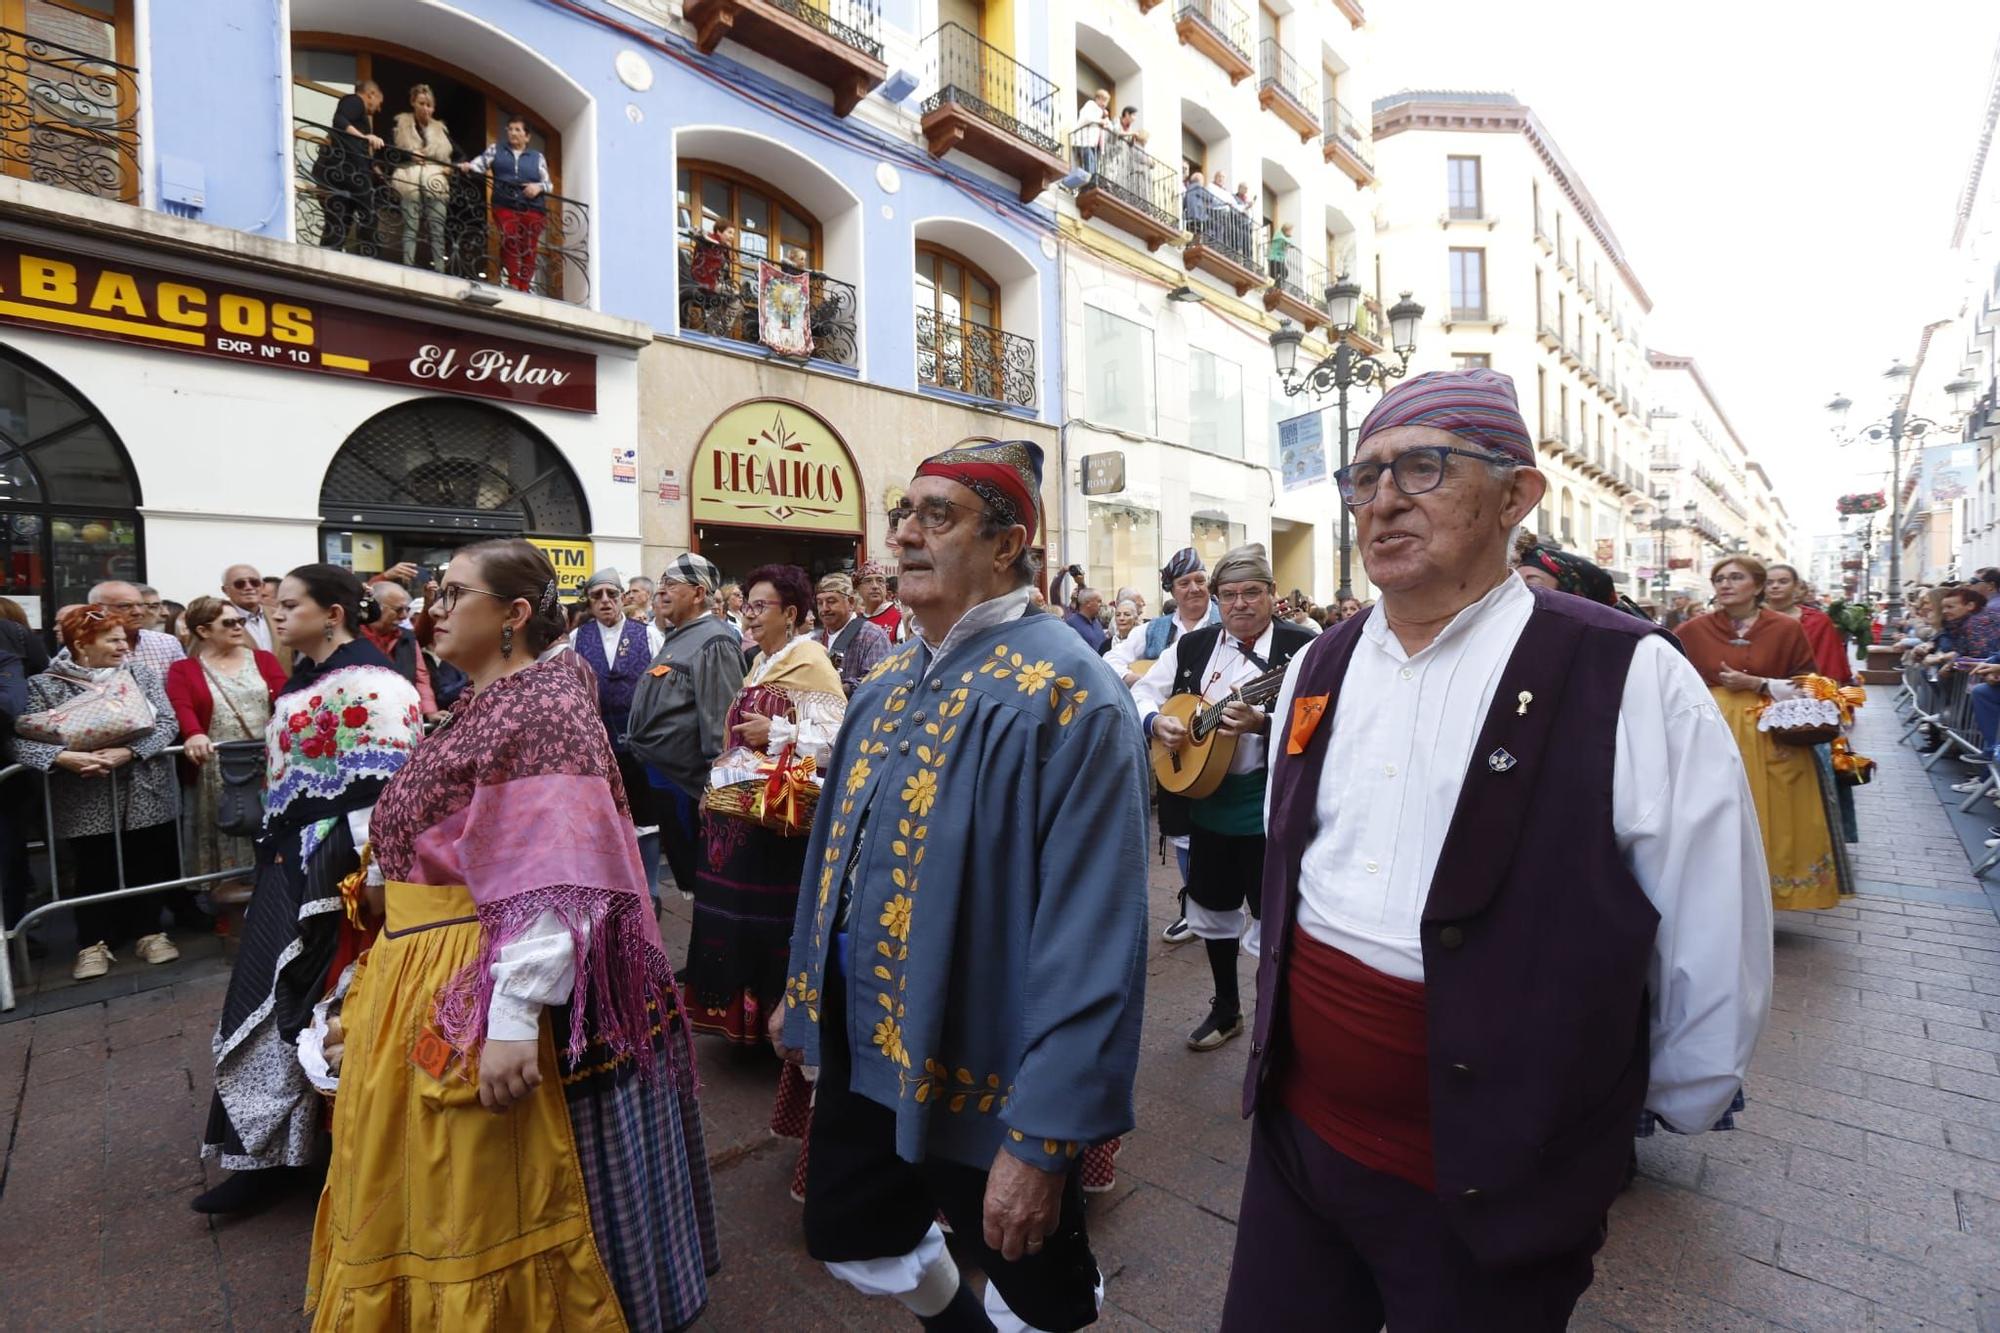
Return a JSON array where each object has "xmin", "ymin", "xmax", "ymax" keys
[
  {"xmin": 263, "ymin": 641, "xmax": 423, "ymax": 859},
  {"xmin": 370, "ymin": 655, "xmax": 680, "ymax": 1079}
]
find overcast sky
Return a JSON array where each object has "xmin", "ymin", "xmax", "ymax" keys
[{"xmin": 1372, "ymin": 0, "xmax": 1999, "ymax": 544}]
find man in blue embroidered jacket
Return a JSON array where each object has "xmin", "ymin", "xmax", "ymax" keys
[{"xmin": 773, "ymin": 439, "xmax": 1150, "ymax": 1333}]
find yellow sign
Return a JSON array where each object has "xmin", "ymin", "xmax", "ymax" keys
[
  {"xmin": 528, "ymin": 538, "xmax": 595, "ymax": 595},
  {"xmin": 691, "ymin": 400, "xmax": 863, "ymax": 534}
]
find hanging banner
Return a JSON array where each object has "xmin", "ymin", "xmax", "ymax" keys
[
  {"xmin": 1278, "ymin": 410, "xmax": 1327, "ymax": 491},
  {"xmin": 0, "ymin": 237, "xmax": 597, "ymax": 411},
  {"xmin": 757, "ymin": 261, "xmax": 815, "ymax": 359}
]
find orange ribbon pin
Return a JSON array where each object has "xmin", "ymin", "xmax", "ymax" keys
[{"xmin": 1287, "ymin": 694, "xmax": 1330, "ymax": 755}]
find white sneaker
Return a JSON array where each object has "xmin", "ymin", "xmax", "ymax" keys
[
  {"xmin": 1952, "ymin": 778, "xmax": 1986, "ymax": 793},
  {"xmin": 72, "ymin": 941, "xmax": 113, "ymax": 980},
  {"xmin": 134, "ymin": 933, "xmax": 179, "ymax": 965}
]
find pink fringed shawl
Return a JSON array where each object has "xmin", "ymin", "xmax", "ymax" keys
[{"xmin": 369, "ymin": 655, "xmax": 683, "ymax": 1082}]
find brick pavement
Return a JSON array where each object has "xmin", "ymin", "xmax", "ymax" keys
[{"xmin": 4, "ymin": 685, "xmax": 2000, "ymax": 1329}]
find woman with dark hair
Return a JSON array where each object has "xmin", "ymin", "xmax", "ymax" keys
[
  {"xmin": 1674, "ymin": 556, "xmax": 1842, "ymax": 911},
  {"xmin": 196, "ymin": 564, "xmax": 424, "ymax": 1214},
  {"xmin": 685, "ymin": 563, "xmax": 845, "ymax": 1046},
  {"xmin": 1515, "ymin": 542, "xmax": 1651, "ymax": 619},
  {"xmin": 306, "ymin": 538, "xmax": 717, "ymax": 1330}
]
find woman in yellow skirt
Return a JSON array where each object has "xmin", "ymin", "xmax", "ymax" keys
[
  {"xmin": 307, "ymin": 539, "xmax": 717, "ymax": 1330},
  {"xmin": 1675, "ymin": 555, "xmax": 1842, "ymax": 911}
]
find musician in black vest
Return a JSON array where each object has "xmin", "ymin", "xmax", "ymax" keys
[{"xmin": 1134, "ymin": 543, "xmax": 1313, "ymax": 1051}]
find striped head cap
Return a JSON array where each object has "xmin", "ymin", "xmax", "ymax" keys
[{"xmin": 1356, "ymin": 369, "xmax": 1535, "ymax": 465}]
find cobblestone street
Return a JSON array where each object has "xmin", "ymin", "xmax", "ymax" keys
[{"xmin": 4, "ymin": 687, "xmax": 2000, "ymax": 1330}]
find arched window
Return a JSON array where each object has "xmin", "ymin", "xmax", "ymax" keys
[
  {"xmin": 0, "ymin": 347, "xmax": 143, "ymax": 630},
  {"xmin": 915, "ymin": 243, "xmax": 1006, "ymax": 400},
  {"xmin": 675, "ymin": 160, "xmax": 820, "ymax": 269},
  {"xmin": 6, "ymin": 0, "xmax": 140, "ymax": 203},
  {"xmin": 319, "ymin": 398, "xmax": 588, "ymax": 541}
]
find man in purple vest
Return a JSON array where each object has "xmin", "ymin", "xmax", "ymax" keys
[
  {"xmin": 569, "ymin": 567, "xmax": 666, "ymax": 888},
  {"xmin": 1223, "ymin": 369, "xmax": 1772, "ymax": 1328}
]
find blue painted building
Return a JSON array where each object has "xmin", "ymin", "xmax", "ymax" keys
[{"xmin": 0, "ymin": 0, "xmax": 1069, "ymax": 621}]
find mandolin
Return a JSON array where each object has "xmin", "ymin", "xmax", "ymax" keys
[{"xmin": 1150, "ymin": 662, "xmax": 1292, "ymax": 799}]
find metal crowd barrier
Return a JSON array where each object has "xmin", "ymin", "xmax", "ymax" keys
[
  {"xmin": 0, "ymin": 745, "xmax": 253, "ymax": 1011},
  {"xmin": 1899, "ymin": 660, "xmax": 2000, "ymax": 879}
]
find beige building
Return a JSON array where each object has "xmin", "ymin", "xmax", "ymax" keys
[
  {"xmin": 1371, "ymin": 90, "xmax": 1654, "ymax": 595},
  {"xmin": 1049, "ymin": 0, "xmax": 1380, "ymax": 603},
  {"xmin": 1645, "ymin": 352, "xmax": 1793, "ymax": 600}
]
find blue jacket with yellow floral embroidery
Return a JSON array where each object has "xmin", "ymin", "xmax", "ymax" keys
[{"xmin": 782, "ymin": 607, "xmax": 1150, "ymax": 1173}]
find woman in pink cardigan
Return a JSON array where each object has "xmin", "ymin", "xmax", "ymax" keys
[{"xmin": 166, "ymin": 597, "xmax": 287, "ymax": 889}]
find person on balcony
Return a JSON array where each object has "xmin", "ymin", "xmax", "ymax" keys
[
  {"xmin": 1072, "ymin": 88, "xmax": 1109, "ymax": 178},
  {"xmin": 314, "ymin": 79, "xmax": 384, "ymax": 252},
  {"xmin": 1269, "ymin": 221, "xmax": 1293, "ymax": 288},
  {"xmin": 1183, "ymin": 166, "xmax": 1212, "ymax": 242},
  {"xmin": 390, "ymin": 83, "xmax": 455, "ymax": 273},
  {"xmin": 458, "ymin": 114, "xmax": 552, "ymax": 293}
]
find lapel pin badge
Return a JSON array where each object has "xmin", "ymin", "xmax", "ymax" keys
[
  {"xmin": 1516, "ymin": 690, "xmax": 1533, "ymax": 716},
  {"xmin": 1488, "ymin": 748, "xmax": 1517, "ymax": 773}
]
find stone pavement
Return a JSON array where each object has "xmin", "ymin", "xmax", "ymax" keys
[{"xmin": 4, "ymin": 685, "xmax": 2000, "ymax": 1330}]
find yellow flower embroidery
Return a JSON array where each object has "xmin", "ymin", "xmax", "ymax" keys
[
  {"xmin": 880, "ymin": 893, "xmax": 914, "ymax": 941},
  {"xmin": 845, "ymin": 756, "xmax": 872, "ymax": 796},
  {"xmin": 900, "ymin": 768, "xmax": 939, "ymax": 816},
  {"xmin": 1015, "ymin": 660, "xmax": 1056, "ymax": 696},
  {"xmin": 873, "ymin": 1014, "xmax": 911, "ymax": 1067}
]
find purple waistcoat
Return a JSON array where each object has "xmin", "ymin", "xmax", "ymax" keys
[
  {"xmin": 576, "ymin": 618, "xmax": 650, "ymax": 750},
  {"xmin": 1245, "ymin": 585, "xmax": 1668, "ymax": 1269}
]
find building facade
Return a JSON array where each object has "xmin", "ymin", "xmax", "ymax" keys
[
  {"xmin": 1941, "ymin": 39, "xmax": 2000, "ymax": 585},
  {"xmin": 1047, "ymin": 0, "xmax": 1379, "ymax": 604},
  {"xmin": 0, "ymin": 0, "xmax": 1068, "ymax": 631},
  {"xmin": 1371, "ymin": 90, "xmax": 1654, "ymax": 595}
]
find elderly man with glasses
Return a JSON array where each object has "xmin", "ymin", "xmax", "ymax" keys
[
  {"xmin": 773, "ymin": 440, "xmax": 1148, "ymax": 1332},
  {"xmin": 221, "ymin": 564, "xmax": 286, "ymax": 663},
  {"xmin": 88, "ymin": 579, "xmax": 184, "ymax": 676},
  {"xmin": 1220, "ymin": 370, "xmax": 1771, "ymax": 1329}
]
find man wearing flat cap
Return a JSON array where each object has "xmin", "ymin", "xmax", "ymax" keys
[
  {"xmin": 628, "ymin": 553, "xmax": 747, "ymax": 899},
  {"xmin": 812, "ymin": 572, "xmax": 892, "ymax": 695},
  {"xmin": 857, "ymin": 558, "xmax": 904, "ymax": 643},
  {"xmin": 1133, "ymin": 543, "xmax": 1313, "ymax": 1051},
  {"xmin": 775, "ymin": 440, "xmax": 1149, "ymax": 1332},
  {"xmin": 1223, "ymin": 369, "xmax": 1771, "ymax": 1327}
]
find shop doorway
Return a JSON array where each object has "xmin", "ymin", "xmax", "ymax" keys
[
  {"xmin": 318, "ymin": 397, "xmax": 591, "ymax": 587},
  {"xmin": 692, "ymin": 525, "xmax": 858, "ymax": 586},
  {"xmin": 687, "ymin": 398, "xmax": 866, "ymax": 588}
]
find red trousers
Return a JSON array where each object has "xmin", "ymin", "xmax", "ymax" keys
[{"xmin": 494, "ymin": 207, "xmax": 545, "ymax": 292}]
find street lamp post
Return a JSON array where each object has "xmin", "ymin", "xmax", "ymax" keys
[
  {"xmin": 1826, "ymin": 364, "xmax": 1974, "ymax": 623},
  {"xmin": 1270, "ymin": 279, "xmax": 1425, "ymax": 601}
]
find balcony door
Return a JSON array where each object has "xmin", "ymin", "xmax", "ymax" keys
[
  {"xmin": 1, "ymin": 0, "xmax": 138, "ymax": 202},
  {"xmin": 915, "ymin": 243, "xmax": 1005, "ymax": 401}
]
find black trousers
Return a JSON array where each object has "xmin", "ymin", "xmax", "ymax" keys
[
  {"xmin": 69, "ymin": 821, "xmax": 179, "ymax": 949},
  {"xmin": 655, "ymin": 778, "xmax": 700, "ymax": 899},
  {"xmin": 1221, "ymin": 1108, "xmax": 1600, "ymax": 1332},
  {"xmin": 802, "ymin": 944, "xmax": 1102, "ymax": 1331}
]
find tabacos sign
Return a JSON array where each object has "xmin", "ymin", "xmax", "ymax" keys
[
  {"xmin": 0, "ymin": 238, "xmax": 596, "ymax": 412},
  {"xmin": 690, "ymin": 399, "xmax": 862, "ymax": 534}
]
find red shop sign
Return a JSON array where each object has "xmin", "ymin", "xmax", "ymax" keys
[{"xmin": 0, "ymin": 239, "xmax": 596, "ymax": 412}]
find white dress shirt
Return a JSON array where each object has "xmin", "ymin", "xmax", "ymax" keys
[
  {"xmin": 569, "ymin": 617, "xmax": 666, "ymax": 662},
  {"xmin": 1269, "ymin": 574, "xmax": 1772, "ymax": 1133},
  {"xmin": 1106, "ymin": 607, "xmax": 1208, "ymax": 676},
  {"xmin": 238, "ymin": 608, "xmax": 274, "ymax": 653},
  {"xmin": 1133, "ymin": 620, "xmax": 1275, "ymax": 776}
]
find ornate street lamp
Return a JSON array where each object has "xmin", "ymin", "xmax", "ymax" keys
[{"xmin": 1269, "ymin": 281, "xmax": 1425, "ymax": 600}]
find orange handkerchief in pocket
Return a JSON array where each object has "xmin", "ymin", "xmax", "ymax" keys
[
  {"xmin": 1287, "ymin": 694, "xmax": 1330, "ymax": 755},
  {"xmin": 409, "ymin": 1027, "xmax": 461, "ymax": 1082}
]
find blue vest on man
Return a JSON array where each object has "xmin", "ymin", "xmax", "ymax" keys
[
  {"xmin": 576, "ymin": 618, "xmax": 650, "ymax": 752},
  {"xmin": 1246, "ymin": 588, "xmax": 1666, "ymax": 1269},
  {"xmin": 1141, "ymin": 600, "xmax": 1221, "ymax": 661}
]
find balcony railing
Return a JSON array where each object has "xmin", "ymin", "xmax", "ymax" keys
[
  {"xmin": 915, "ymin": 307, "xmax": 1036, "ymax": 407},
  {"xmin": 676, "ymin": 228, "xmax": 857, "ymax": 365},
  {"xmin": 1176, "ymin": 0, "xmax": 1254, "ymax": 70},
  {"xmin": 1321, "ymin": 97, "xmax": 1373, "ymax": 173},
  {"xmin": 1181, "ymin": 187, "xmax": 1259, "ymax": 271},
  {"xmin": 1256, "ymin": 38, "xmax": 1317, "ymax": 124},
  {"xmin": 1269, "ymin": 245, "xmax": 1327, "ymax": 313},
  {"xmin": 759, "ymin": 0, "xmax": 883, "ymax": 59},
  {"xmin": 1, "ymin": 25, "xmax": 141, "ymax": 202},
  {"xmin": 920, "ymin": 23, "xmax": 1062, "ymax": 159},
  {"xmin": 294, "ymin": 118, "xmax": 590, "ymax": 304},
  {"xmin": 1076, "ymin": 138, "xmax": 1184, "ymax": 244}
]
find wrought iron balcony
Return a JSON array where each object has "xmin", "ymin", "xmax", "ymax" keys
[
  {"xmin": 1262, "ymin": 246, "xmax": 1327, "ymax": 331},
  {"xmin": 1536, "ymin": 303, "xmax": 1561, "ymax": 348},
  {"xmin": 918, "ymin": 24, "xmax": 1067, "ymax": 201},
  {"xmin": 1, "ymin": 25, "xmax": 140, "ymax": 203},
  {"xmin": 1322, "ymin": 97, "xmax": 1374, "ymax": 186},
  {"xmin": 1075, "ymin": 139, "xmax": 1185, "ymax": 251},
  {"xmin": 293, "ymin": 118, "xmax": 590, "ymax": 304},
  {"xmin": 1174, "ymin": 0, "xmax": 1254, "ymax": 83},
  {"xmin": 1256, "ymin": 40, "xmax": 1318, "ymax": 142},
  {"xmin": 683, "ymin": 0, "xmax": 886, "ymax": 117},
  {"xmin": 915, "ymin": 307, "xmax": 1036, "ymax": 408},
  {"xmin": 676, "ymin": 228, "xmax": 857, "ymax": 365},
  {"xmin": 1180, "ymin": 188, "xmax": 1263, "ymax": 294}
]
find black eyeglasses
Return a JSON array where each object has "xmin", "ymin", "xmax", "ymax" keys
[
  {"xmin": 888, "ymin": 496, "xmax": 993, "ymax": 533},
  {"xmin": 1334, "ymin": 446, "xmax": 1521, "ymax": 509},
  {"xmin": 434, "ymin": 583, "xmax": 511, "ymax": 614},
  {"xmin": 228, "ymin": 578, "xmax": 261, "ymax": 590}
]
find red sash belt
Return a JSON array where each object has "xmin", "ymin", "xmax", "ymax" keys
[{"xmin": 1278, "ymin": 928, "xmax": 1435, "ymax": 1191}]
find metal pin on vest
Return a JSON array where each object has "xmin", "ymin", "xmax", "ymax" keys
[
  {"xmin": 1516, "ymin": 690, "xmax": 1533, "ymax": 716},
  {"xmin": 1487, "ymin": 748, "xmax": 1517, "ymax": 772}
]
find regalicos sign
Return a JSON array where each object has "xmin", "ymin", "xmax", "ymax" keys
[
  {"xmin": 690, "ymin": 399, "xmax": 862, "ymax": 533},
  {"xmin": 0, "ymin": 238, "xmax": 596, "ymax": 412}
]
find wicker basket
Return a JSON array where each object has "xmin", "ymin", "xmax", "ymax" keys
[{"xmin": 703, "ymin": 753, "xmax": 820, "ymax": 836}]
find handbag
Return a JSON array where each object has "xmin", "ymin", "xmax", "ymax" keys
[
  {"xmin": 15, "ymin": 669, "xmax": 155, "ymax": 751},
  {"xmin": 213, "ymin": 739, "xmax": 267, "ymax": 837}
]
